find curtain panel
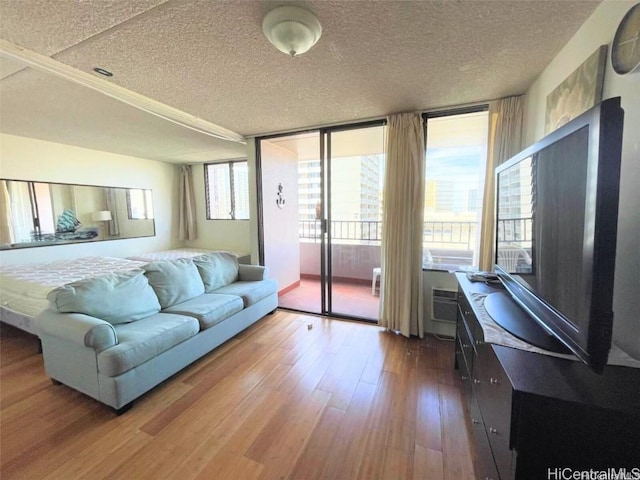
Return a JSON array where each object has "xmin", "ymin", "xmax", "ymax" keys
[
  {"xmin": 379, "ymin": 112, "xmax": 425, "ymax": 338},
  {"xmin": 7, "ymin": 180, "xmax": 32, "ymax": 243},
  {"xmin": 104, "ymin": 188, "xmax": 120, "ymax": 237},
  {"xmin": 0, "ymin": 180, "xmax": 15, "ymax": 245},
  {"xmin": 178, "ymin": 165, "xmax": 197, "ymax": 241},
  {"xmin": 478, "ymin": 96, "xmax": 524, "ymax": 271}
]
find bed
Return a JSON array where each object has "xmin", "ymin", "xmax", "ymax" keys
[
  {"xmin": 1, "ymin": 249, "xmax": 251, "ymax": 336},
  {"xmin": 127, "ymin": 248, "xmax": 250, "ymax": 264},
  {"xmin": 127, "ymin": 248, "xmax": 215, "ymax": 262},
  {"xmin": 0, "ymin": 256, "xmax": 147, "ymax": 335}
]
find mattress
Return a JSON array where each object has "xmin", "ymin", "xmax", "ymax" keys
[
  {"xmin": 0, "ymin": 256, "xmax": 146, "ymax": 320},
  {"xmin": 127, "ymin": 248, "xmax": 237, "ymax": 262}
]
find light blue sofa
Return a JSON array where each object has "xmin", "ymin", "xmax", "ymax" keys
[{"xmin": 36, "ymin": 252, "xmax": 277, "ymax": 413}]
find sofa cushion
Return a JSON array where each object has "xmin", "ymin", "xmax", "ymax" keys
[
  {"xmin": 144, "ymin": 258, "xmax": 205, "ymax": 309},
  {"xmin": 212, "ymin": 279, "xmax": 278, "ymax": 308},
  {"xmin": 193, "ymin": 252, "xmax": 239, "ymax": 292},
  {"xmin": 97, "ymin": 312, "xmax": 199, "ymax": 377},
  {"xmin": 163, "ymin": 293, "xmax": 244, "ymax": 330},
  {"xmin": 238, "ymin": 264, "xmax": 269, "ymax": 281},
  {"xmin": 47, "ymin": 269, "xmax": 161, "ymax": 325}
]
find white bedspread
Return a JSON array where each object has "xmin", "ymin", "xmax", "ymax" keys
[
  {"xmin": 0, "ymin": 256, "xmax": 146, "ymax": 318},
  {"xmin": 126, "ymin": 248, "xmax": 250, "ymax": 263},
  {"xmin": 127, "ymin": 248, "xmax": 214, "ymax": 262}
]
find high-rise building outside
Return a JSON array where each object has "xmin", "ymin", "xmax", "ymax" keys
[{"xmin": 297, "ymin": 155, "xmax": 383, "ymax": 241}]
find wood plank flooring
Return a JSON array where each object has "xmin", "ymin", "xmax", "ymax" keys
[{"xmin": 0, "ymin": 311, "xmax": 476, "ymax": 479}]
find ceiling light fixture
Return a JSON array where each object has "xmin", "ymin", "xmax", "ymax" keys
[{"xmin": 262, "ymin": 5, "xmax": 322, "ymax": 57}]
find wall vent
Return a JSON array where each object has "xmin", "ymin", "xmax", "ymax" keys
[{"xmin": 431, "ymin": 287, "xmax": 458, "ymax": 325}]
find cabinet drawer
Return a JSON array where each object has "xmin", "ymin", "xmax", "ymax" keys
[
  {"xmin": 456, "ymin": 341, "xmax": 473, "ymax": 410},
  {"xmin": 476, "ymin": 343, "xmax": 513, "ymax": 480},
  {"xmin": 456, "ymin": 318, "xmax": 474, "ymax": 373},
  {"xmin": 469, "ymin": 391, "xmax": 500, "ymax": 480},
  {"xmin": 458, "ymin": 293, "xmax": 486, "ymax": 351}
]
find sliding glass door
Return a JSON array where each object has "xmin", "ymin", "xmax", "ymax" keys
[
  {"xmin": 258, "ymin": 131, "xmax": 324, "ymax": 314},
  {"xmin": 258, "ymin": 122, "xmax": 385, "ymax": 321},
  {"xmin": 326, "ymin": 125, "xmax": 385, "ymax": 319}
]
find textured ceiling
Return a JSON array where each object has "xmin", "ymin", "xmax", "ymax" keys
[
  {"xmin": 0, "ymin": 0, "xmax": 601, "ymax": 163},
  {"xmin": 0, "ymin": 65, "xmax": 247, "ymax": 162}
]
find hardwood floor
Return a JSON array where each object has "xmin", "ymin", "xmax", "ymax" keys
[{"xmin": 0, "ymin": 312, "xmax": 476, "ymax": 479}]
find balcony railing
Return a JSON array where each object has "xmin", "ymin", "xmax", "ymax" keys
[
  {"xmin": 497, "ymin": 217, "xmax": 533, "ymax": 243},
  {"xmin": 299, "ymin": 220, "xmax": 477, "ymax": 250}
]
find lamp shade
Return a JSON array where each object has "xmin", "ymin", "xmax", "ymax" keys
[
  {"xmin": 92, "ymin": 210, "xmax": 112, "ymax": 222},
  {"xmin": 262, "ymin": 6, "xmax": 322, "ymax": 57}
]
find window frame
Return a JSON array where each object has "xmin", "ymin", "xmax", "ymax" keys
[
  {"xmin": 126, "ymin": 188, "xmax": 154, "ymax": 220},
  {"xmin": 204, "ymin": 159, "xmax": 249, "ymax": 221},
  {"xmin": 421, "ymin": 104, "xmax": 489, "ymax": 272}
]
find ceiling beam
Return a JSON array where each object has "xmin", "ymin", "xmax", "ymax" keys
[{"xmin": 0, "ymin": 39, "xmax": 246, "ymax": 145}]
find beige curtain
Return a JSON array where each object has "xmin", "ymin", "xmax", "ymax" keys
[
  {"xmin": 6, "ymin": 181, "xmax": 32, "ymax": 243},
  {"xmin": 478, "ymin": 96, "xmax": 524, "ymax": 271},
  {"xmin": 178, "ymin": 165, "xmax": 197, "ymax": 241},
  {"xmin": 379, "ymin": 112, "xmax": 425, "ymax": 338},
  {"xmin": 104, "ymin": 188, "xmax": 120, "ymax": 237},
  {"xmin": 0, "ymin": 181, "xmax": 15, "ymax": 245}
]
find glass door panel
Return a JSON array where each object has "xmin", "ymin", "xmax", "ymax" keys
[
  {"xmin": 259, "ymin": 132, "xmax": 324, "ymax": 314},
  {"xmin": 327, "ymin": 125, "xmax": 385, "ymax": 321},
  {"xmin": 259, "ymin": 123, "xmax": 385, "ymax": 321}
]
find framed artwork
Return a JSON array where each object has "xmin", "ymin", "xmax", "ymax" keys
[{"xmin": 545, "ymin": 45, "xmax": 607, "ymax": 134}]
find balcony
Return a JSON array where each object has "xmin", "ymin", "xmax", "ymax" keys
[
  {"xmin": 279, "ymin": 220, "xmax": 478, "ymax": 320},
  {"xmin": 299, "ymin": 219, "xmax": 477, "ymax": 270}
]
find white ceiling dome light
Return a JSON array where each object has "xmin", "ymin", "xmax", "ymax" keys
[{"xmin": 262, "ymin": 5, "xmax": 322, "ymax": 57}]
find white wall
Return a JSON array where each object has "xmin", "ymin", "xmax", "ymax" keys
[
  {"xmin": 523, "ymin": 0, "xmax": 640, "ymax": 359},
  {"xmin": 260, "ymin": 141, "xmax": 300, "ymax": 292},
  {"xmin": 182, "ymin": 162, "xmax": 251, "ymax": 255},
  {"xmin": 0, "ymin": 133, "xmax": 178, "ymax": 265}
]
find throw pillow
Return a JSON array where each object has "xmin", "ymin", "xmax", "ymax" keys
[
  {"xmin": 193, "ymin": 252, "xmax": 239, "ymax": 292},
  {"xmin": 144, "ymin": 258, "xmax": 205, "ymax": 308},
  {"xmin": 47, "ymin": 269, "xmax": 161, "ymax": 324}
]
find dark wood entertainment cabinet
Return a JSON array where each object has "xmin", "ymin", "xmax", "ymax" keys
[{"xmin": 454, "ymin": 273, "xmax": 640, "ymax": 480}]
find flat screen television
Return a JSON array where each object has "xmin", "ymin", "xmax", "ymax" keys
[{"xmin": 487, "ymin": 96, "xmax": 624, "ymax": 373}]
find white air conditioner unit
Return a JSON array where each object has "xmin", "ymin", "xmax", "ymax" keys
[{"xmin": 431, "ymin": 287, "xmax": 458, "ymax": 325}]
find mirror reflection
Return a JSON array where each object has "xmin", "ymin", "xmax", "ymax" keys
[{"xmin": 0, "ymin": 179, "xmax": 155, "ymax": 249}]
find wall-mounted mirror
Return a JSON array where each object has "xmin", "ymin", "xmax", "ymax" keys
[{"xmin": 0, "ymin": 179, "xmax": 155, "ymax": 250}]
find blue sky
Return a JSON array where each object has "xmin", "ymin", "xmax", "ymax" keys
[{"xmin": 425, "ymin": 145, "xmax": 486, "ymax": 184}]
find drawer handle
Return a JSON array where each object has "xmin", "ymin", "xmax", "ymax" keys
[
  {"xmin": 464, "ymin": 310, "xmax": 471, "ymax": 316},
  {"xmin": 471, "ymin": 419, "xmax": 480, "ymax": 424},
  {"xmin": 490, "ymin": 377, "xmax": 500, "ymax": 385},
  {"xmin": 475, "ymin": 339, "xmax": 483, "ymax": 346},
  {"xmin": 489, "ymin": 427, "xmax": 499, "ymax": 435},
  {"xmin": 461, "ymin": 375, "xmax": 468, "ymax": 380},
  {"xmin": 473, "ymin": 378, "xmax": 481, "ymax": 384},
  {"xmin": 462, "ymin": 343, "xmax": 471, "ymax": 349}
]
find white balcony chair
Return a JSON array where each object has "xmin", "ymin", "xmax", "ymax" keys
[
  {"xmin": 498, "ymin": 245, "xmax": 532, "ymax": 273},
  {"xmin": 372, "ymin": 267, "xmax": 381, "ymax": 295}
]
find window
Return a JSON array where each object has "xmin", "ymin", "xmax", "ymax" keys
[
  {"xmin": 205, "ymin": 160, "xmax": 249, "ymax": 220},
  {"xmin": 127, "ymin": 189, "xmax": 154, "ymax": 219},
  {"xmin": 423, "ymin": 108, "xmax": 488, "ymax": 270}
]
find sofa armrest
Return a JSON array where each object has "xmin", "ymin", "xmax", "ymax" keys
[
  {"xmin": 36, "ymin": 310, "xmax": 118, "ymax": 352},
  {"xmin": 238, "ymin": 264, "xmax": 269, "ymax": 281}
]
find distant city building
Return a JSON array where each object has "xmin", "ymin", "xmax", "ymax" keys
[
  {"xmin": 497, "ymin": 156, "xmax": 533, "ymax": 245},
  {"xmin": 468, "ymin": 188, "xmax": 478, "ymax": 211},
  {"xmin": 298, "ymin": 160, "xmax": 321, "ymax": 221},
  {"xmin": 298, "ymin": 156, "xmax": 382, "ymax": 223}
]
